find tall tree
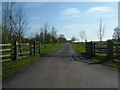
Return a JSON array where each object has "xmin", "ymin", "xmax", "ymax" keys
[
  {"xmin": 39, "ymin": 28, "xmax": 44, "ymax": 44},
  {"xmin": 58, "ymin": 34, "xmax": 67, "ymax": 43},
  {"xmin": 13, "ymin": 3, "xmax": 28, "ymax": 43},
  {"xmin": 2, "ymin": 2, "xmax": 16, "ymax": 43},
  {"xmin": 79, "ymin": 31, "xmax": 87, "ymax": 42},
  {"xmin": 2, "ymin": 2, "xmax": 28, "ymax": 44},
  {"xmin": 42, "ymin": 23, "xmax": 49, "ymax": 48},
  {"xmin": 97, "ymin": 18, "xmax": 105, "ymax": 42},
  {"xmin": 51, "ymin": 26, "xmax": 57, "ymax": 44}
]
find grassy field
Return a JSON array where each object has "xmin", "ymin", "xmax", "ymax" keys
[
  {"xmin": 2, "ymin": 43, "xmax": 65, "ymax": 78},
  {"xmin": 72, "ymin": 42, "xmax": 120, "ymax": 71},
  {"xmin": 41, "ymin": 43, "xmax": 65, "ymax": 55},
  {"xmin": 72, "ymin": 43, "xmax": 86, "ymax": 54}
]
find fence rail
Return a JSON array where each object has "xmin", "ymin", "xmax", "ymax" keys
[
  {"xmin": 0, "ymin": 44, "xmax": 11, "ymax": 46},
  {"xmin": 0, "ymin": 49, "xmax": 11, "ymax": 52},
  {"xmin": 0, "ymin": 41, "xmax": 41, "ymax": 62},
  {"xmin": 18, "ymin": 43, "xmax": 29, "ymax": 45},
  {"xmin": 0, "ymin": 54, "xmax": 11, "ymax": 58},
  {"xmin": 86, "ymin": 40, "xmax": 120, "ymax": 60}
]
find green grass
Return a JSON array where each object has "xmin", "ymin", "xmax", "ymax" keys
[
  {"xmin": 114, "ymin": 59, "xmax": 120, "ymax": 63},
  {"xmin": 41, "ymin": 43, "xmax": 65, "ymax": 55},
  {"xmin": 103, "ymin": 60, "xmax": 120, "ymax": 71},
  {"xmin": 91, "ymin": 53, "xmax": 120, "ymax": 71},
  {"xmin": 91, "ymin": 54, "xmax": 106, "ymax": 63},
  {"xmin": 2, "ymin": 56, "xmax": 40, "ymax": 78},
  {"xmin": 2, "ymin": 43, "xmax": 65, "ymax": 79},
  {"xmin": 72, "ymin": 43, "xmax": 86, "ymax": 54}
]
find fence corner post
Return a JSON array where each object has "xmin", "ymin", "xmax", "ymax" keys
[
  {"xmin": 14, "ymin": 41, "xmax": 18, "ymax": 60},
  {"xmin": 86, "ymin": 41, "xmax": 93, "ymax": 58},
  {"xmin": 107, "ymin": 40, "xmax": 113, "ymax": 60}
]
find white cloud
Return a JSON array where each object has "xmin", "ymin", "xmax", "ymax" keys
[
  {"xmin": 62, "ymin": 8, "xmax": 80, "ymax": 16},
  {"xmin": 86, "ymin": 6, "xmax": 113, "ymax": 14},
  {"xmin": 83, "ymin": 6, "xmax": 117, "ymax": 19},
  {"xmin": 60, "ymin": 6, "xmax": 114, "ymax": 19},
  {"xmin": 60, "ymin": 8, "xmax": 81, "ymax": 19}
]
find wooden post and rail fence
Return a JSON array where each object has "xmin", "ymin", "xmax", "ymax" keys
[
  {"xmin": 86, "ymin": 40, "xmax": 120, "ymax": 60},
  {"xmin": 0, "ymin": 41, "xmax": 41, "ymax": 62}
]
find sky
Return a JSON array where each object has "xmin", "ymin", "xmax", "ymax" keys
[{"xmin": 21, "ymin": 2, "xmax": 117, "ymax": 41}]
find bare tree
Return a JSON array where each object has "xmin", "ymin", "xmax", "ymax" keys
[
  {"xmin": 42, "ymin": 23, "xmax": 49, "ymax": 48},
  {"xmin": 11, "ymin": 3, "xmax": 28, "ymax": 42},
  {"xmin": 2, "ymin": 2, "xmax": 28, "ymax": 44},
  {"xmin": 39, "ymin": 27, "xmax": 44, "ymax": 44},
  {"xmin": 51, "ymin": 25, "xmax": 57, "ymax": 44},
  {"xmin": 14, "ymin": 3, "xmax": 28, "ymax": 53},
  {"xmin": 80, "ymin": 31, "xmax": 87, "ymax": 42},
  {"xmin": 2, "ymin": 2, "xmax": 16, "ymax": 43},
  {"xmin": 97, "ymin": 18, "xmax": 105, "ymax": 42}
]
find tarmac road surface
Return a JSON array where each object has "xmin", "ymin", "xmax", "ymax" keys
[{"xmin": 3, "ymin": 43, "xmax": 118, "ymax": 88}]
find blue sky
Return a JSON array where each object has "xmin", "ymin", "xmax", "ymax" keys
[{"xmin": 23, "ymin": 2, "xmax": 117, "ymax": 41}]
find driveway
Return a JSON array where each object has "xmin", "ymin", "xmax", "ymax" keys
[{"xmin": 3, "ymin": 43, "xmax": 118, "ymax": 88}]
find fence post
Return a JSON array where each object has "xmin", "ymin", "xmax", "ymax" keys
[
  {"xmin": 14, "ymin": 41, "xmax": 18, "ymax": 60},
  {"xmin": 93, "ymin": 42, "xmax": 95, "ymax": 56},
  {"xmin": 86, "ymin": 41, "xmax": 93, "ymax": 58},
  {"xmin": 90, "ymin": 41, "xmax": 93, "ymax": 57},
  {"xmin": 29, "ymin": 42, "xmax": 32, "ymax": 56},
  {"xmin": 33, "ymin": 41, "xmax": 36, "ymax": 56},
  {"xmin": 107, "ymin": 40, "xmax": 113, "ymax": 60},
  {"xmin": 38, "ymin": 42, "xmax": 41, "ymax": 55}
]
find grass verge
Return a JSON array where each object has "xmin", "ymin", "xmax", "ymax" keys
[{"xmin": 2, "ymin": 56, "xmax": 40, "ymax": 79}]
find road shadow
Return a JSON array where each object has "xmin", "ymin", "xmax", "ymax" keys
[{"xmin": 70, "ymin": 54, "xmax": 101, "ymax": 65}]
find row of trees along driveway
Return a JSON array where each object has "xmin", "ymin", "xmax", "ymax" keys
[{"xmin": 2, "ymin": 2, "xmax": 67, "ymax": 46}]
